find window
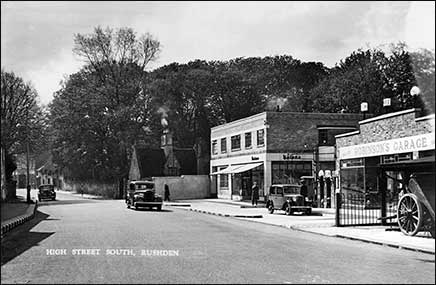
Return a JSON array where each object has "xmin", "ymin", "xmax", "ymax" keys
[
  {"xmin": 340, "ymin": 159, "xmax": 365, "ymax": 194},
  {"xmin": 319, "ymin": 129, "xmax": 328, "ymax": 145},
  {"xmin": 219, "ymin": 166, "xmax": 229, "ymax": 188},
  {"xmin": 220, "ymin": 138, "xmax": 227, "ymax": 153},
  {"xmin": 212, "ymin": 140, "xmax": 218, "ymax": 155},
  {"xmin": 257, "ymin": 129, "xmax": 265, "ymax": 146},
  {"xmin": 271, "ymin": 162, "xmax": 312, "ymax": 184},
  {"xmin": 245, "ymin": 132, "xmax": 252, "ymax": 148},
  {"xmin": 231, "ymin": 135, "xmax": 241, "ymax": 151}
]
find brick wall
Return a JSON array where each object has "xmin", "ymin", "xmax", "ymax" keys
[
  {"xmin": 266, "ymin": 112, "xmax": 363, "ymax": 153},
  {"xmin": 337, "ymin": 109, "xmax": 434, "ymax": 149}
]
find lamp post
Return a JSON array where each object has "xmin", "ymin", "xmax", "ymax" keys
[
  {"xmin": 410, "ymin": 86, "xmax": 421, "ymax": 115},
  {"xmin": 25, "ymin": 130, "xmax": 31, "ymax": 203},
  {"xmin": 17, "ymin": 120, "xmax": 31, "ymax": 203},
  {"xmin": 360, "ymin": 102, "xmax": 368, "ymax": 120}
]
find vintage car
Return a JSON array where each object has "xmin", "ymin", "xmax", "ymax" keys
[
  {"xmin": 38, "ymin": 184, "xmax": 56, "ymax": 201},
  {"xmin": 266, "ymin": 184, "xmax": 312, "ymax": 215},
  {"xmin": 126, "ymin": 181, "xmax": 163, "ymax": 211}
]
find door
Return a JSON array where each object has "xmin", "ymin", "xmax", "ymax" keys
[
  {"xmin": 272, "ymin": 186, "xmax": 283, "ymax": 208},
  {"xmin": 242, "ymin": 176, "xmax": 252, "ymax": 199}
]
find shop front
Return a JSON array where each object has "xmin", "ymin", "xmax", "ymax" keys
[{"xmin": 336, "ymin": 109, "xmax": 435, "ymax": 226}]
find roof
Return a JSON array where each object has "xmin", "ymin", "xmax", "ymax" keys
[
  {"xmin": 173, "ymin": 149, "xmax": 197, "ymax": 175},
  {"xmin": 36, "ymin": 159, "xmax": 58, "ymax": 173},
  {"xmin": 135, "ymin": 148, "xmax": 166, "ymax": 178}
]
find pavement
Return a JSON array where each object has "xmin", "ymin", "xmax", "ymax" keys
[
  {"xmin": 1, "ymin": 194, "xmax": 37, "ymax": 238},
  {"xmin": 170, "ymin": 198, "xmax": 436, "ymax": 255}
]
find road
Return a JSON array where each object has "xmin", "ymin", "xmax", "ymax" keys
[{"xmin": 1, "ymin": 190, "xmax": 435, "ymax": 284}]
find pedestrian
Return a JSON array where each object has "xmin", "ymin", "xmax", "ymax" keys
[
  {"xmin": 251, "ymin": 181, "xmax": 259, "ymax": 206},
  {"xmin": 164, "ymin": 184, "xmax": 170, "ymax": 201}
]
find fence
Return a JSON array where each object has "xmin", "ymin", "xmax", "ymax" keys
[{"xmin": 335, "ymin": 191, "xmax": 397, "ymax": 226}]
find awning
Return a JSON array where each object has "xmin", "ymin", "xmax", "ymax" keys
[{"xmin": 210, "ymin": 162, "xmax": 263, "ymax": 175}]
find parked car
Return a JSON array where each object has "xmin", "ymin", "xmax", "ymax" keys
[
  {"xmin": 126, "ymin": 181, "xmax": 163, "ymax": 211},
  {"xmin": 38, "ymin": 184, "xmax": 56, "ymax": 201},
  {"xmin": 266, "ymin": 184, "xmax": 312, "ymax": 215}
]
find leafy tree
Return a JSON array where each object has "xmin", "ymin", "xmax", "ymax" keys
[
  {"xmin": 1, "ymin": 69, "xmax": 49, "ymax": 155},
  {"xmin": 381, "ymin": 42, "xmax": 418, "ymax": 110},
  {"xmin": 410, "ymin": 48, "xmax": 435, "ymax": 114},
  {"xmin": 50, "ymin": 26, "xmax": 160, "ymax": 182}
]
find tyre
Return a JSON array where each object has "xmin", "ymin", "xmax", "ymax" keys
[
  {"xmin": 306, "ymin": 208, "xmax": 312, "ymax": 215},
  {"xmin": 268, "ymin": 204, "xmax": 274, "ymax": 214},
  {"xmin": 285, "ymin": 203, "xmax": 292, "ymax": 216},
  {"xmin": 134, "ymin": 203, "xmax": 139, "ymax": 210},
  {"xmin": 157, "ymin": 205, "xmax": 162, "ymax": 211}
]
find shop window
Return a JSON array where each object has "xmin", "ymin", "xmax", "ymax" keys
[
  {"xmin": 212, "ymin": 140, "xmax": 218, "ymax": 155},
  {"xmin": 231, "ymin": 135, "xmax": 241, "ymax": 151},
  {"xmin": 340, "ymin": 159, "xmax": 365, "ymax": 194},
  {"xmin": 257, "ymin": 129, "xmax": 265, "ymax": 146},
  {"xmin": 220, "ymin": 138, "xmax": 227, "ymax": 154},
  {"xmin": 340, "ymin": 168, "xmax": 364, "ymax": 194},
  {"xmin": 272, "ymin": 162, "xmax": 311, "ymax": 184},
  {"xmin": 219, "ymin": 174, "xmax": 229, "ymax": 188},
  {"xmin": 245, "ymin": 132, "xmax": 252, "ymax": 148}
]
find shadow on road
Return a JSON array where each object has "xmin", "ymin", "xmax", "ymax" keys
[
  {"xmin": 1, "ymin": 210, "xmax": 54, "ymax": 266},
  {"xmin": 129, "ymin": 208, "xmax": 173, "ymax": 213},
  {"xmin": 38, "ymin": 199, "xmax": 100, "ymax": 206}
]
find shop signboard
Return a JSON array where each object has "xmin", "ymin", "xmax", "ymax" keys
[{"xmin": 338, "ymin": 133, "xmax": 435, "ymax": 160}]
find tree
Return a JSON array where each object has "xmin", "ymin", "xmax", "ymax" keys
[
  {"xmin": 1, "ymin": 69, "xmax": 48, "ymax": 155},
  {"xmin": 381, "ymin": 42, "xmax": 418, "ymax": 110},
  {"xmin": 410, "ymin": 48, "xmax": 435, "ymax": 114},
  {"xmin": 50, "ymin": 26, "xmax": 161, "ymax": 182}
]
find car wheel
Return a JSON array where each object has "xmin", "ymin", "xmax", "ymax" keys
[
  {"xmin": 268, "ymin": 204, "xmax": 274, "ymax": 214},
  {"xmin": 285, "ymin": 203, "xmax": 292, "ymax": 216},
  {"xmin": 306, "ymin": 209, "xmax": 312, "ymax": 215},
  {"xmin": 157, "ymin": 205, "xmax": 162, "ymax": 211},
  {"xmin": 134, "ymin": 203, "xmax": 138, "ymax": 210}
]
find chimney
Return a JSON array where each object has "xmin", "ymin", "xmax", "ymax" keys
[{"xmin": 161, "ymin": 128, "xmax": 173, "ymax": 157}]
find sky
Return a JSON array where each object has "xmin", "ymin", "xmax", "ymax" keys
[{"xmin": 1, "ymin": 1, "xmax": 435, "ymax": 105}]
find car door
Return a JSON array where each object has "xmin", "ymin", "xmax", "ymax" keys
[
  {"xmin": 275, "ymin": 186, "xmax": 284, "ymax": 208},
  {"xmin": 269, "ymin": 186, "xmax": 276, "ymax": 206}
]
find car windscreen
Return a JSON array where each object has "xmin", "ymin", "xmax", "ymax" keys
[
  {"xmin": 135, "ymin": 183, "xmax": 154, "ymax": 190},
  {"xmin": 283, "ymin": 186, "xmax": 299, "ymax": 194},
  {"xmin": 40, "ymin": 186, "xmax": 53, "ymax": 191}
]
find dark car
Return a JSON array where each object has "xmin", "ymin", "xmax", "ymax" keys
[
  {"xmin": 126, "ymin": 181, "xmax": 163, "ymax": 211},
  {"xmin": 266, "ymin": 184, "xmax": 312, "ymax": 215},
  {"xmin": 38, "ymin": 184, "xmax": 56, "ymax": 201}
]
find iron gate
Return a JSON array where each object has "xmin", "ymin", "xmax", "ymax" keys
[{"xmin": 335, "ymin": 191, "xmax": 398, "ymax": 226}]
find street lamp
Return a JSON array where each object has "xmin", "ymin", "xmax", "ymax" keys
[
  {"xmin": 16, "ymin": 121, "xmax": 31, "ymax": 203},
  {"xmin": 360, "ymin": 102, "xmax": 368, "ymax": 120}
]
